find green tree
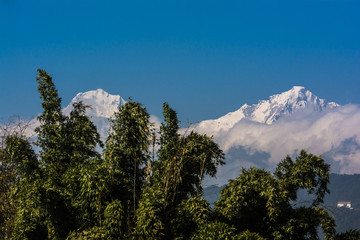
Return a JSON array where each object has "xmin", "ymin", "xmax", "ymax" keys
[
  {"xmin": 7, "ymin": 69, "xmax": 360, "ymax": 240},
  {"xmin": 135, "ymin": 103, "xmax": 225, "ymax": 239},
  {"xmin": 61, "ymin": 101, "xmax": 105, "ymax": 234},
  {"xmin": 0, "ymin": 117, "xmax": 41, "ymax": 239},
  {"xmin": 5, "ymin": 135, "xmax": 49, "ymax": 240},
  {"xmin": 153, "ymin": 102, "xmax": 181, "ymax": 207},
  {"xmin": 63, "ymin": 101, "xmax": 103, "ymax": 165},
  {"xmin": 103, "ymin": 99, "xmax": 151, "ymax": 234},
  {"xmin": 35, "ymin": 69, "xmax": 67, "ymax": 178},
  {"xmin": 335, "ymin": 229, "xmax": 360, "ymax": 240},
  {"xmin": 134, "ymin": 184, "xmax": 166, "ymax": 239},
  {"xmin": 180, "ymin": 132, "xmax": 225, "ymax": 196},
  {"xmin": 155, "ymin": 102, "xmax": 181, "ymax": 181},
  {"xmin": 274, "ymin": 151, "xmax": 330, "ymax": 206},
  {"xmin": 12, "ymin": 69, "xmax": 74, "ymax": 239},
  {"xmin": 0, "ymin": 126, "xmax": 16, "ymax": 239},
  {"xmin": 10, "ymin": 69, "xmax": 105, "ymax": 240},
  {"xmin": 170, "ymin": 195, "xmax": 211, "ymax": 239},
  {"xmin": 0, "ymin": 148, "xmax": 14, "ymax": 239},
  {"xmin": 215, "ymin": 150, "xmax": 338, "ymax": 240},
  {"xmin": 67, "ymin": 159, "xmax": 127, "ymax": 239},
  {"xmin": 154, "ymin": 103, "xmax": 225, "ymax": 206},
  {"xmin": 191, "ymin": 221, "xmax": 238, "ymax": 240},
  {"xmin": 5, "ymin": 136, "xmax": 39, "ymax": 180}
]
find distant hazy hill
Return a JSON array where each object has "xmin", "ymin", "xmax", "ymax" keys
[
  {"xmin": 326, "ymin": 174, "xmax": 360, "ymax": 209},
  {"xmin": 203, "ymin": 173, "xmax": 360, "ymax": 232}
]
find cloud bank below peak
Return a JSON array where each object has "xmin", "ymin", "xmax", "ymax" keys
[
  {"xmin": 219, "ymin": 104, "xmax": 360, "ymax": 164},
  {"xmin": 20, "ymin": 87, "xmax": 360, "ymax": 186},
  {"xmin": 195, "ymin": 87, "xmax": 360, "ymax": 186}
]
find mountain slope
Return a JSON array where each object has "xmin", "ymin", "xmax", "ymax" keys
[
  {"xmin": 194, "ymin": 87, "xmax": 360, "ymax": 186},
  {"xmin": 21, "ymin": 86, "xmax": 360, "ymax": 185},
  {"xmin": 62, "ymin": 89, "xmax": 127, "ymax": 138},
  {"xmin": 62, "ymin": 89, "xmax": 126, "ymax": 118},
  {"xmin": 195, "ymin": 86, "xmax": 339, "ymax": 136}
]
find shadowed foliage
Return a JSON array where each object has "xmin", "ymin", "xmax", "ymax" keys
[{"xmin": 1, "ymin": 70, "xmax": 359, "ymax": 239}]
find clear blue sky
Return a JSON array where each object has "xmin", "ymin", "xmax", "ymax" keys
[{"xmin": 1, "ymin": 0, "xmax": 359, "ymax": 124}]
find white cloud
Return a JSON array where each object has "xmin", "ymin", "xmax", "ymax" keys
[
  {"xmin": 149, "ymin": 114, "xmax": 162, "ymax": 130},
  {"xmin": 199, "ymin": 104, "xmax": 360, "ymax": 185}
]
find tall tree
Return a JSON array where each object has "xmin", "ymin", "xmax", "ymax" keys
[
  {"xmin": 153, "ymin": 102, "xmax": 181, "ymax": 206},
  {"xmin": 155, "ymin": 103, "xmax": 225, "ymax": 204},
  {"xmin": 103, "ymin": 99, "xmax": 151, "ymax": 228},
  {"xmin": 35, "ymin": 68, "xmax": 67, "ymax": 180},
  {"xmin": 61, "ymin": 102, "xmax": 104, "ymax": 231},
  {"xmin": 63, "ymin": 101, "xmax": 103, "ymax": 165},
  {"xmin": 155, "ymin": 102, "xmax": 180, "ymax": 179},
  {"xmin": 0, "ymin": 146, "xmax": 14, "ymax": 239},
  {"xmin": 7, "ymin": 69, "xmax": 359, "ymax": 239},
  {"xmin": 214, "ymin": 150, "xmax": 338, "ymax": 239},
  {"xmin": 10, "ymin": 69, "xmax": 106, "ymax": 239},
  {"xmin": 180, "ymin": 132, "xmax": 225, "ymax": 196},
  {"xmin": 5, "ymin": 136, "xmax": 47, "ymax": 240},
  {"xmin": 135, "ymin": 103, "xmax": 225, "ymax": 239},
  {"xmin": 0, "ymin": 118, "xmax": 34, "ymax": 239}
]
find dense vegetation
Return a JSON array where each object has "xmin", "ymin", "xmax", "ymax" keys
[
  {"xmin": 1, "ymin": 69, "xmax": 359, "ymax": 239},
  {"xmin": 204, "ymin": 174, "xmax": 360, "ymax": 237}
]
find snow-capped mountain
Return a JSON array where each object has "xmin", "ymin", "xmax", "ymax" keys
[
  {"xmin": 63, "ymin": 89, "xmax": 126, "ymax": 118},
  {"xmin": 195, "ymin": 86, "xmax": 339, "ymax": 136},
  {"xmin": 20, "ymin": 89, "xmax": 126, "ymax": 140},
  {"xmin": 18, "ymin": 86, "xmax": 360, "ymax": 185},
  {"xmin": 28, "ymin": 86, "xmax": 341, "ymax": 142},
  {"xmin": 192, "ymin": 87, "xmax": 360, "ymax": 186},
  {"xmin": 61, "ymin": 89, "xmax": 126, "ymax": 139}
]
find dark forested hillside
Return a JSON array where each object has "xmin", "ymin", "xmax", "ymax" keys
[
  {"xmin": 204, "ymin": 173, "xmax": 360, "ymax": 234},
  {"xmin": 326, "ymin": 174, "xmax": 360, "ymax": 208}
]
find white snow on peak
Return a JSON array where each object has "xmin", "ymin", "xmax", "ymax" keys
[
  {"xmin": 253, "ymin": 86, "xmax": 337, "ymax": 124},
  {"xmin": 195, "ymin": 86, "xmax": 339, "ymax": 135},
  {"xmin": 62, "ymin": 89, "xmax": 126, "ymax": 118}
]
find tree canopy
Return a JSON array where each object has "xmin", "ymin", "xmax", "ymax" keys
[{"xmin": 0, "ymin": 69, "xmax": 359, "ymax": 239}]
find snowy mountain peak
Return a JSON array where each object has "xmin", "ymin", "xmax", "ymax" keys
[
  {"xmin": 291, "ymin": 85, "xmax": 305, "ymax": 90},
  {"xmin": 265, "ymin": 86, "xmax": 339, "ymax": 121},
  {"xmin": 270, "ymin": 86, "xmax": 311, "ymax": 105},
  {"xmin": 195, "ymin": 86, "xmax": 339, "ymax": 135},
  {"xmin": 62, "ymin": 89, "xmax": 126, "ymax": 118}
]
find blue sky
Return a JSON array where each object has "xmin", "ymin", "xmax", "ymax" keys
[{"xmin": 1, "ymin": 0, "xmax": 359, "ymax": 124}]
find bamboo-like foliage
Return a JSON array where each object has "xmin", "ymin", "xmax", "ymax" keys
[
  {"xmin": 135, "ymin": 103, "xmax": 225, "ymax": 239},
  {"xmin": 35, "ymin": 69, "xmax": 66, "ymax": 169},
  {"xmin": 103, "ymin": 99, "xmax": 151, "ymax": 234},
  {"xmin": 2, "ymin": 70, "xmax": 360, "ymax": 239},
  {"xmin": 8, "ymin": 70, "xmax": 108, "ymax": 239},
  {"xmin": 215, "ymin": 151, "xmax": 338, "ymax": 240},
  {"xmin": 0, "ymin": 117, "xmax": 37, "ymax": 239},
  {"xmin": 64, "ymin": 102, "xmax": 103, "ymax": 164}
]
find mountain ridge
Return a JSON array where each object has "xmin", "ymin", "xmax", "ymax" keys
[
  {"xmin": 62, "ymin": 89, "xmax": 126, "ymax": 118},
  {"xmin": 18, "ymin": 86, "xmax": 360, "ymax": 184},
  {"xmin": 194, "ymin": 86, "xmax": 339, "ymax": 136},
  {"xmin": 26, "ymin": 86, "xmax": 341, "ymax": 142}
]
